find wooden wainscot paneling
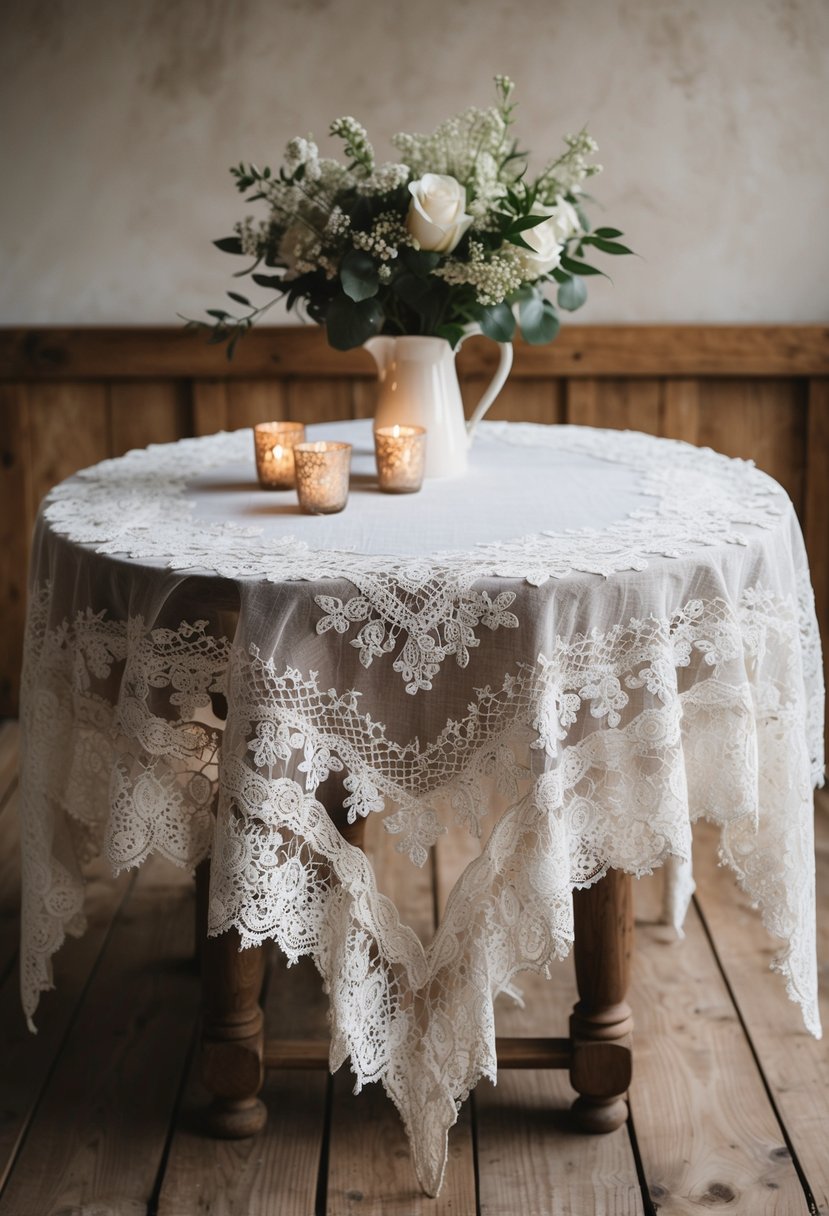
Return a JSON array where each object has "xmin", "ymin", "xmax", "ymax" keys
[
  {"xmin": 27, "ymin": 383, "xmax": 110, "ymax": 504},
  {"xmin": 2, "ymin": 324, "xmax": 828, "ymax": 381},
  {"xmin": 284, "ymin": 378, "xmax": 354, "ymax": 425},
  {"xmin": 566, "ymin": 378, "xmax": 662, "ymax": 433},
  {"xmin": 460, "ymin": 376, "xmax": 565, "ymax": 425},
  {"xmin": 192, "ymin": 380, "xmax": 288, "ymax": 435},
  {"xmin": 0, "ymin": 386, "xmax": 33, "ymax": 713},
  {"xmin": 690, "ymin": 379, "xmax": 808, "ymax": 513},
  {"xmin": 110, "ymin": 381, "xmax": 190, "ymax": 455}
]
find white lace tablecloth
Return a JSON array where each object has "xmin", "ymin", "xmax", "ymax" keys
[{"xmin": 19, "ymin": 418, "xmax": 824, "ymax": 1196}]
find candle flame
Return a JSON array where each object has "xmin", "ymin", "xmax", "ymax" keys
[
  {"xmin": 391, "ymin": 425, "xmax": 401, "ymax": 438},
  {"xmin": 272, "ymin": 444, "xmax": 283, "ymax": 460}
]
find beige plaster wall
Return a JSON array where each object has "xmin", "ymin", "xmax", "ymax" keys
[{"xmin": 1, "ymin": 0, "xmax": 827, "ymax": 325}]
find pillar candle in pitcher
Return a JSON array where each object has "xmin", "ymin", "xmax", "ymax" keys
[
  {"xmin": 374, "ymin": 425, "xmax": 427, "ymax": 493},
  {"xmin": 294, "ymin": 441, "xmax": 352, "ymax": 514},
  {"xmin": 253, "ymin": 421, "xmax": 306, "ymax": 488}
]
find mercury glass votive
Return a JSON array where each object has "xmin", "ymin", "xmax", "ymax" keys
[
  {"xmin": 253, "ymin": 421, "xmax": 306, "ymax": 489},
  {"xmin": 374, "ymin": 425, "xmax": 427, "ymax": 494},
  {"xmin": 294, "ymin": 441, "xmax": 352, "ymax": 514}
]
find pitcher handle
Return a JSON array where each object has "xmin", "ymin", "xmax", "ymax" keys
[{"xmin": 466, "ymin": 340, "xmax": 514, "ymax": 439}]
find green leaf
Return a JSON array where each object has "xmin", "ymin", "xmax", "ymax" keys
[
  {"xmin": 252, "ymin": 273, "xmax": 284, "ymax": 290},
  {"xmin": 213, "ymin": 236, "xmax": 244, "ymax": 255},
  {"xmin": 557, "ymin": 274, "xmax": 587, "ymax": 312},
  {"xmin": 560, "ymin": 254, "xmax": 607, "ymax": 278},
  {"xmin": 581, "ymin": 236, "xmax": 634, "ymax": 255},
  {"xmin": 518, "ymin": 296, "xmax": 559, "ymax": 345},
  {"xmin": 507, "ymin": 284, "xmax": 536, "ymax": 304},
  {"xmin": 436, "ymin": 323, "xmax": 467, "ymax": 349},
  {"xmin": 340, "ymin": 249, "xmax": 379, "ymax": 302},
  {"xmin": 206, "ymin": 308, "xmax": 230, "ymax": 320},
  {"xmin": 507, "ymin": 213, "xmax": 550, "ymax": 235},
  {"xmin": 592, "ymin": 226, "xmax": 623, "ymax": 238},
  {"xmin": 476, "ymin": 302, "xmax": 516, "ymax": 343},
  {"xmin": 227, "ymin": 291, "xmax": 251, "ymax": 307},
  {"xmin": 399, "ymin": 247, "xmax": 441, "ymax": 277},
  {"xmin": 326, "ymin": 293, "xmax": 384, "ymax": 350},
  {"xmin": 393, "ymin": 273, "xmax": 435, "ymax": 310}
]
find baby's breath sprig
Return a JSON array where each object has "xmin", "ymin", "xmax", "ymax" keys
[
  {"xmin": 494, "ymin": 75, "xmax": 515, "ymax": 122},
  {"xmin": 329, "ymin": 116, "xmax": 375, "ymax": 177}
]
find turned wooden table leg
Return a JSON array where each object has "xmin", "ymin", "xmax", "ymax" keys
[
  {"xmin": 200, "ymin": 876, "xmax": 267, "ymax": 1138},
  {"xmin": 569, "ymin": 867, "xmax": 633, "ymax": 1133}
]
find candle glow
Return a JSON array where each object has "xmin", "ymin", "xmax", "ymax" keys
[
  {"xmin": 253, "ymin": 421, "xmax": 306, "ymax": 489},
  {"xmin": 294, "ymin": 440, "xmax": 352, "ymax": 514},
  {"xmin": 374, "ymin": 425, "xmax": 427, "ymax": 494}
]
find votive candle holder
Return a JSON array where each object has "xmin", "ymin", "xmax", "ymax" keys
[
  {"xmin": 253, "ymin": 421, "xmax": 306, "ymax": 489},
  {"xmin": 374, "ymin": 425, "xmax": 427, "ymax": 494},
  {"xmin": 294, "ymin": 441, "xmax": 352, "ymax": 514}
]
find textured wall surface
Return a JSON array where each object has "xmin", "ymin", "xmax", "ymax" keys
[{"xmin": 1, "ymin": 0, "xmax": 827, "ymax": 325}]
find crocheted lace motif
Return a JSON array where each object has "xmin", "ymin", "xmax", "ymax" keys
[
  {"xmin": 19, "ymin": 574, "xmax": 823, "ymax": 1197},
  {"xmin": 41, "ymin": 424, "xmax": 787, "ymax": 693}
]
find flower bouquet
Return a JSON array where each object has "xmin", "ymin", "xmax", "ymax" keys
[{"xmin": 193, "ymin": 77, "xmax": 631, "ymax": 355}]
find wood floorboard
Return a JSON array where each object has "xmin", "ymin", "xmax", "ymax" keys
[
  {"xmin": 1, "ymin": 718, "xmax": 826, "ymax": 1215},
  {"xmin": 0, "ymin": 786, "xmax": 22, "ymax": 982},
  {"xmin": 0, "ymin": 848, "xmax": 133, "ymax": 1196},
  {"xmin": 0, "ymin": 855, "xmax": 198, "ymax": 1216},
  {"xmin": 157, "ymin": 951, "xmax": 330, "ymax": 1216},
  {"xmin": 477, "ymin": 963, "xmax": 645, "ymax": 1216},
  {"xmin": 0, "ymin": 722, "xmax": 19, "ymax": 809},
  {"xmin": 629, "ymin": 872, "xmax": 810, "ymax": 1215},
  {"xmin": 0, "ymin": 721, "xmax": 20, "ymax": 978},
  {"xmin": 689, "ymin": 802, "xmax": 829, "ymax": 1215}
]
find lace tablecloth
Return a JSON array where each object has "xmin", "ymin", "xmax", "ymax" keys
[{"xmin": 19, "ymin": 418, "xmax": 824, "ymax": 1196}]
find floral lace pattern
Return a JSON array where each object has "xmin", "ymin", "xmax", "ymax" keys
[
  {"xmin": 40, "ymin": 423, "xmax": 787, "ymax": 692},
  {"xmin": 19, "ymin": 421, "xmax": 823, "ymax": 1198},
  {"xmin": 20, "ymin": 576, "xmax": 823, "ymax": 1195}
]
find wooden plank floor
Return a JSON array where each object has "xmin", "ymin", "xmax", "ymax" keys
[{"xmin": 0, "ymin": 718, "xmax": 826, "ymax": 1216}]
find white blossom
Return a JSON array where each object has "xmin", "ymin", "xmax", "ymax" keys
[
  {"xmin": 537, "ymin": 131, "xmax": 602, "ymax": 202},
  {"xmin": 284, "ymin": 134, "xmax": 321, "ymax": 181},
  {"xmin": 434, "ymin": 240, "xmax": 525, "ymax": 306},
  {"xmin": 357, "ymin": 161, "xmax": 411, "ymax": 196},
  {"xmin": 352, "ymin": 211, "xmax": 411, "ymax": 261}
]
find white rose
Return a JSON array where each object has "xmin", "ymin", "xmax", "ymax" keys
[
  {"xmin": 406, "ymin": 173, "xmax": 473, "ymax": 253},
  {"xmin": 546, "ymin": 197, "xmax": 581, "ymax": 243},
  {"xmin": 511, "ymin": 199, "xmax": 580, "ymax": 280}
]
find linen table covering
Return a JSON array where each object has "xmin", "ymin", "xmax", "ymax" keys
[{"xmin": 19, "ymin": 418, "xmax": 824, "ymax": 1197}]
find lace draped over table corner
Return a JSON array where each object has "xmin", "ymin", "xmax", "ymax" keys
[{"xmin": 17, "ymin": 419, "xmax": 825, "ymax": 1196}]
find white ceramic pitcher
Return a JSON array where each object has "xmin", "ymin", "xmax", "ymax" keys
[{"xmin": 364, "ymin": 333, "xmax": 514, "ymax": 478}]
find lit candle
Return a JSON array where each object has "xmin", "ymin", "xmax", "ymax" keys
[
  {"xmin": 253, "ymin": 421, "xmax": 306, "ymax": 488},
  {"xmin": 374, "ymin": 424, "xmax": 427, "ymax": 494},
  {"xmin": 294, "ymin": 441, "xmax": 352, "ymax": 514}
]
